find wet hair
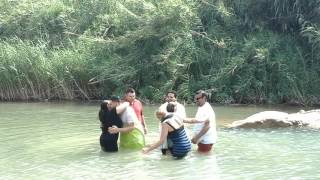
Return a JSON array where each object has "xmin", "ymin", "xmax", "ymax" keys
[
  {"xmin": 155, "ymin": 110, "xmax": 166, "ymax": 119},
  {"xmin": 167, "ymin": 90, "xmax": 177, "ymax": 98},
  {"xmin": 125, "ymin": 88, "xmax": 135, "ymax": 94},
  {"xmin": 99, "ymin": 101, "xmax": 109, "ymax": 122},
  {"xmin": 166, "ymin": 102, "xmax": 176, "ymax": 112},
  {"xmin": 100, "ymin": 101, "xmax": 109, "ymax": 110}
]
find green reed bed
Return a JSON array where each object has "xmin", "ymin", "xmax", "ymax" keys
[{"xmin": 0, "ymin": 0, "xmax": 320, "ymax": 105}]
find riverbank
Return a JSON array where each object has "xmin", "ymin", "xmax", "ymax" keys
[{"xmin": 2, "ymin": 98, "xmax": 319, "ymax": 109}]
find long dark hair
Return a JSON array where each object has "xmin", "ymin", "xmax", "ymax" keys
[{"xmin": 99, "ymin": 101, "xmax": 109, "ymax": 122}]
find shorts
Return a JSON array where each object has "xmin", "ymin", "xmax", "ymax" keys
[
  {"xmin": 120, "ymin": 128, "xmax": 145, "ymax": 149},
  {"xmin": 197, "ymin": 143, "xmax": 213, "ymax": 152}
]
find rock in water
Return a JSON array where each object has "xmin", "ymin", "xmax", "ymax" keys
[{"xmin": 229, "ymin": 110, "xmax": 320, "ymax": 129}]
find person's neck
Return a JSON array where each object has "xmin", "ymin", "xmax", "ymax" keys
[{"xmin": 126, "ymin": 99, "xmax": 134, "ymax": 104}]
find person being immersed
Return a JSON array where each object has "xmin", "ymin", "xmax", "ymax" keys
[
  {"xmin": 98, "ymin": 96, "xmax": 129, "ymax": 152},
  {"xmin": 108, "ymin": 96, "xmax": 145, "ymax": 150}
]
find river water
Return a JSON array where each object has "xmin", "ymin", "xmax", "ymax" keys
[{"xmin": 0, "ymin": 102, "xmax": 319, "ymax": 179}]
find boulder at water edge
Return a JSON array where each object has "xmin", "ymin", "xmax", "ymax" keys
[{"xmin": 228, "ymin": 109, "xmax": 320, "ymax": 129}]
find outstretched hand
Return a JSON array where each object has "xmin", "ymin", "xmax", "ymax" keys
[
  {"xmin": 143, "ymin": 127, "xmax": 148, "ymax": 134},
  {"xmin": 142, "ymin": 147, "xmax": 149, "ymax": 154},
  {"xmin": 191, "ymin": 137, "xmax": 199, "ymax": 144}
]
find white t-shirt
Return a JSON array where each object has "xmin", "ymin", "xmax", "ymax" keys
[
  {"xmin": 120, "ymin": 106, "xmax": 143, "ymax": 131},
  {"xmin": 193, "ymin": 102, "xmax": 217, "ymax": 144},
  {"xmin": 159, "ymin": 102, "xmax": 186, "ymax": 119}
]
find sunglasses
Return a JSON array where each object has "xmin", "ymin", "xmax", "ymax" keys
[{"xmin": 195, "ymin": 96, "xmax": 203, "ymax": 100}]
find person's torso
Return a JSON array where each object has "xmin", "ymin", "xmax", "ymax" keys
[
  {"xmin": 164, "ymin": 117, "xmax": 191, "ymax": 155},
  {"xmin": 193, "ymin": 102, "xmax": 217, "ymax": 144},
  {"xmin": 100, "ymin": 108, "xmax": 123, "ymax": 132},
  {"xmin": 130, "ymin": 100, "xmax": 143, "ymax": 121},
  {"xmin": 120, "ymin": 106, "xmax": 143, "ymax": 131}
]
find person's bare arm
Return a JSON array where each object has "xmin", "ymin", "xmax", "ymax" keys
[
  {"xmin": 183, "ymin": 117, "xmax": 205, "ymax": 124},
  {"xmin": 139, "ymin": 102, "xmax": 148, "ymax": 134},
  {"xmin": 108, "ymin": 122, "xmax": 134, "ymax": 134},
  {"xmin": 142, "ymin": 124, "xmax": 169, "ymax": 154},
  {"xmin": 191, "ymin": 120, "xmax": 210, "ymax": 144},
  {"xmin": 116, "ymin": 102, "xmax": 129, "ymax": 114},
  {"xmin": 141, "ymin": 115, "xmax": 148, "ymax": 134}
]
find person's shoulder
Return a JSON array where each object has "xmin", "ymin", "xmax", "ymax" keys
[
  {"xmin": 176, "ymin": 102, "xmax": 185, "ymax": 107},
  {"xmin": 160, "ymin": 102, "xmax": 168, "ymax": 107},
  {"xmin": 126, "ymin": 105, "xmax": 135, "ymax": 112},
  {"xmin": 134, "ymin": 99, "xmax": 142, "ymax": 105},
  {"xmin": 199, "ymin": 102, "xmax": 211, "ymax": 110},
  {"xmin": 204, "ymin": 102, "xmax": 215, "ymax": 112}
]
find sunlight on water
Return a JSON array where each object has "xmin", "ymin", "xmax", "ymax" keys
[{"xmin": 0, "ymin": 102, "xmax": 320, "ymax": 179}]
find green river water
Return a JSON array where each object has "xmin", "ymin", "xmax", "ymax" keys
[{"xmin": 0, "ymin": 102, "xmax": 319, "ymax": 179}]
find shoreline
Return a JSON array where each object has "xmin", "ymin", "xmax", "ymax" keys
[{"xmin": 1, "ymin": 99, "xmax": 319, "ymax": 108}]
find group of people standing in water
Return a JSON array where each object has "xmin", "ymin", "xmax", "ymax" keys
[{"xmin": 98, "ymin": 88, "xmax": 217, "ymax": 159}]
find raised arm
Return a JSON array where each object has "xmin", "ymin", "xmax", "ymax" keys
[{"xmin": 116, "ymin": 102, "xmax": 129, "ymax": 114}]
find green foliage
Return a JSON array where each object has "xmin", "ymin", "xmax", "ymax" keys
[
  {"xmin": 0, "ymin": 0, "xmax": 320, "ymax": 105},
  {"xmin": 0, "ymin": 0, "xmax": 68, "ymax": 47}
]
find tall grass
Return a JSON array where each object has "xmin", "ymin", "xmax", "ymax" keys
[
  {"xmin": 0, "ymin": 0, "xmax": 319, "ymax": 105},
  {"xmin": 0, "ymin": 39, "xmax": 96, "ymax": 101}
]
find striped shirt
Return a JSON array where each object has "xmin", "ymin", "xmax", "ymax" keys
[{"xmin": 163, "ymin": 114, "xmax": 191, "ymax": 158}]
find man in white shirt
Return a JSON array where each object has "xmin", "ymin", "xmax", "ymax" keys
[
  {"xmin": 159, "ymin": 90, "xmax": 186, "ymax": 119},
  {"xmin": 158, "ymin": 90, "xmax": 186, "ymax": 154},
  {"xmin": 184, "ymin": 90, "xmax": 217, "ymax": 152}
]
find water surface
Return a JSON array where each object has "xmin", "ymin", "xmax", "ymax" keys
[{"xmin": 0, "ymin": 102, "xmax": 319, "ymax": 179}]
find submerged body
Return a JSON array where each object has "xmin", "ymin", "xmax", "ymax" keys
[
  {"xmin": 99, "ymin": 102, "xmax": 123, "ymax": 152},
  {"xmin": 118, "ymin": 106, "xmax": 145, "ymax": 149},
  {"xmin": 143, "ymin": 111, "xmax": 191, "ymax": 159},
  {"xmin": 164, "ymin": 114, "xmax": 191, "ymax": 158}
]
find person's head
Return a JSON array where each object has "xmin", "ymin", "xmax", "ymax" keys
[
  {"xmin": 194, "ymin": 90, "xmax": 207, "ymax": 106},
  {"xmin": 166, "ymin": 90, "xmax": 177, "ymax": 103},
  {"xmin": 100, "ymin": 100, "xmax": 110, "ymax": 111},
  {"xmin": 155, "ymin": 110, "xmax": 166, "ymax": 120},
  {"xmin": 125, "ymin": 88, "xmax": 136, "ymax": 103},
  {"xmin": 110, "ymin": 95, "xmax": 121, "ymax": 108},
  {"xmin": 166, "ymin": 102, "xmax": 177, "ymax": 113}
]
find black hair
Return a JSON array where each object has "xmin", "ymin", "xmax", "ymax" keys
[
  {"xmin": 125, "ymin": 88, "xmax": 135, "ymax": 94},
  {"xmin": 99, "ymin": 101, "xmax": 108, "ymax": 122},
  {"xmin": 167, "ymin": 90, "xmax": 177, "ymax": 98},
  {"xmin": 166, "ymin": 102, "xmax": 176, "ymax": 112}
]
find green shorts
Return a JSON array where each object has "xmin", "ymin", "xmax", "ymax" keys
[{"xmin": 120, "ymin": 128, "xmax": 145, "ymax": 149}]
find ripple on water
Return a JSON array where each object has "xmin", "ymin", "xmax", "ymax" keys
[{"xmin": 1, "ymin": 103, "xmax": 320, "ymax": 179}]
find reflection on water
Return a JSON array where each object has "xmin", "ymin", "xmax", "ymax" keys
[{"xmin": 0, "ymin": 102, "xmax": 319, "ymax": 179}]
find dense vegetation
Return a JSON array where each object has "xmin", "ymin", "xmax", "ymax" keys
[{"xmin": 0, "ymin": 0, "xmax": 320, "ymax": 105}]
